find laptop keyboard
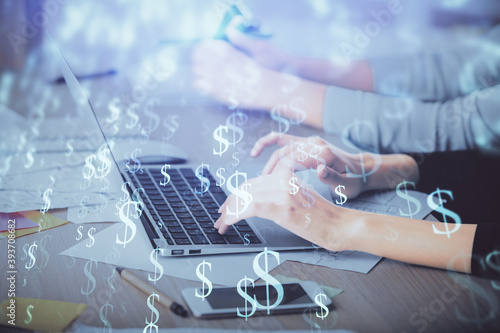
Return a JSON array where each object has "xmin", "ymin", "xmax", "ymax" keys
[{"xmin": 128, "ymin": 167, "xmax": 261, "ymax": 246}]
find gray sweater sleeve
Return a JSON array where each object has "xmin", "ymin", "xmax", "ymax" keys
[
  {"xmin": 322, "ymin": 84, "xmax": 500, "ymax": 154},
  {"xmin": 369, "ymin": 25, "xmax": 500, "ymax": 101}
]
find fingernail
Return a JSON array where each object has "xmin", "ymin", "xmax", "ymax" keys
[
  {"xmin": 250, "ymin": 148, "xmax": 256, "ymax": 157},
  {"xmin": 320, "ymin": 167, "xmax": 328, "ymax": 178}
]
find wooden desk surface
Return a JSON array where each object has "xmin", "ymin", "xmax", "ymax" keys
[{"xmin": 2, "ymin": 208, "xmax": 498, "ymax": 333}]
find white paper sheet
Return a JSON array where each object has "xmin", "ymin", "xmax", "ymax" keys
[{"xmin": 67, "ymin": 200, "xmax": 121, "ymax": 224}]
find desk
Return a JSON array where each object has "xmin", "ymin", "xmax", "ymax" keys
[
  {"xmin": 1, "ymin": 16, "xmax": 499, "ymax": 333},
  {"xmin": 2, "ymin": 209, "xmax": 498, "ymax": 332}
]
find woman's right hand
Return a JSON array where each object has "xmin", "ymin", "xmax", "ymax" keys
[
  {"xmin": 251, "ymin": 132, "xmax": 420, "ymax": 199},
  {"xmin": 225, "ymin": 16, "xmax": 290, "ymax": 71},
  {"xmin": 250, "ymin": 132, "xmax": 374, "ymax": 199}
]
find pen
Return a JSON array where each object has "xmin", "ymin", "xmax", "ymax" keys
[
  {"xmin": 116, "ymin": 266, "xmax": 188, "ymax": 318},
  {"xmin": 52, "ymin": 69, "xmax": 117, "ymax": 84}
]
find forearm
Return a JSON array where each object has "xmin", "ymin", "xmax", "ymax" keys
[
  {"xmin": 266, "ymin": 72, "xmax": 327, "ymax": 129},
  {"xmin": 284, "ymin": 55, "xmax": 374, "ymax": 92},
  {"xmin": 341, "ymin": 209, "xmax": 476, "ymax": 273}
]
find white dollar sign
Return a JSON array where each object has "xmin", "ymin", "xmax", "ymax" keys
[
  {"xmin": 252, "ymin": 248, "xmax": 284, "ymax": 314},
  {"xmin": 116, "ymin": 200, "xmax": 140, "ymax": 248},
  {"xmin": 195, "ymin": 260, "xmax": 213, "ymax": 301},
  {"xmin": 297, "ymin": 143, "xmax": 308, "ymax": 162},
  {"xmin": 315, "ymin": 292, "xmax": 329, "ymax": 319},
  {"xmin": 334, "ymin": 185, "xmax": 347, "ymax": 205},
  {"xmin": 160, "ymin": 164, "xmax": 171, "ymax": 186},
  {"xmin": 216, "ymin": 167, "xmax": 226, "ymax": 187},
  {"xmin": 237, "ymin": 276, "xmax": 257, "ymax": 320},
  {"xmin": 213, "ymin": 125, "xmax": 230, "ymax": 156},
  {"xmin": 25, "ymin": 241, "xmax": 38, "ymax": 271},
  {"xmin": 76, "ymin": 225, "xmax": 83, "ymax": 241},
  {"xmin": 194, "ymin": 163, "xmax": 210, "ymax": 195},
  {"xmin": 289, "ymin": 177, "xmax": 299, "ymax": 195},
  {"xmin": 427, "ymin": 188, "xmax": 461, "ymax": 238},
  {"xmin": 226, "ymin": 171, "xmax": 253, "ymax": 218},
  {"xmin": 148, "ymin": 248, "xmax": 164, "ymax": 284},
  {"xmin": 270, "ymin": 104, "xmax": 290, "ymax": 137},
  {"xmin": 144, "ymin": 293, "xmax": 160, "ymax": 333},
  {"xmin": 86, "ymin": 227, "xmax": 96, "ymax": 248}
]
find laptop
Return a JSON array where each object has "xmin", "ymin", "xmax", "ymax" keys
[{"xmin": 50, "ymin": 34, "xmax": 315, "ymax": 257}]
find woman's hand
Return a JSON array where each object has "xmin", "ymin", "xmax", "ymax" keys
[
  {"xmin": 191, "ymin": 39, "xmax": 284, "ymax": 111},
  {"xmin": 250, "ymin": 132, "xmax": 374, "ymax": 199},
  {"xmin": 214, "ymin": 170, "xmax": 351, "ymax": 251},
  {"xmin": 250, "ymin": 132, "xmax": 420, "ymax": 198},
  {"xmin": 191, "ymin": 40, "xmax": 327, "ymax": 128},
  {"xmin": 225, "ymin": 16, "xmax": 290, "ymax": 71}
]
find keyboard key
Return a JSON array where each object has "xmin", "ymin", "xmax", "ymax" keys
[
  {"xmin": 171, "ymin": 232, "xmax": 189, "ymax": 239},
  {"xmin": 225, "ymin": 229, "xmax": 238, "ymax": 236},
  {"xmin": 212, "ymin": 193, "xmax": 227, "ymax": 205},
  {"xmin": 207, "ymin": 234, "xmax": 226, "ymax": 244},
  {"xmin": 203, "ymin": 227, "xmax": 219, "ymax": 234},
  {"xmin": 179, "ymin": 217, "xmax": 196, "ymax": 224},
  {"xmin": 176, "ymin": 213, "xmax": 192, "ymax": 218},
  {"xmin": 167, "ymin": 226, "xmax": 184, "ymax": 233},
  {"xmin": 180, "ymin": 168, "xmax": 196, "ymax": 177},
  {"xmin": 173, "ymin": 207, "xmax": 190, "ymax": 214},
  {"xmin": 191, "ymin": 235, "xmax": 209, "ymax": 245},
  {"xmin": 199, "ymin": 222, "xmax": 214, "ymax": 228},
  {"xmin": 187, "ymin": 229, "xmax": 203, "ymax": 236},
  {"xmin": 164, "ymin": 221, "xmax": 180, "ymax": 227},
  {"xmin": 166, "ymin": 238, "xmax": 174, "ymax": 245},
  {"xmin": 235, "ymin": 225, "xmax": 252, "ymax": 232},
  {"xmin": 226, "ymin": 236, "xmax": 244, "ymax": 244},
  {"xmin": 183, "ymin": 223, "xmax": 200, "ymax": 230},
  {"xmin": 192, "ymin": 211, "xmax": 209, "ymax": 217},
  {"xmin": 211, "ymin": 214, "xmax": 221, "ymax": 220},
  {"xmin": 174, "ymin": 238, "xmax": 192, "ymax": 245}
]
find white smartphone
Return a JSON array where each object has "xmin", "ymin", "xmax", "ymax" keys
[{"xmin": 182, "ymin": 281, "xmax": 332, "ymax": 319}]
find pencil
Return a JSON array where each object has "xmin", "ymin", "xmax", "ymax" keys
[{"xmin": 116, "ymin": 266, "xmax": 188, "ymax": 317}]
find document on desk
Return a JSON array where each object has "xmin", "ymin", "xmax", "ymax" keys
[{"xmin": 72, "ymin": 322, "xmax": 357, "ymax": 333}]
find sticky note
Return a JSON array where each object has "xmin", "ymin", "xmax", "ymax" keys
[
  {"xmin": 0, "ymin": 211, "xmax": 68, "ymax": 238},
  {"xmin": 0, "ymin": 297, "xmax": 87, "ymax": 332}
]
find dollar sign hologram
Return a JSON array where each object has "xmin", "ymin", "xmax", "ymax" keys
[
  {"xmin": 99, "ymin": 303, "xmax": 113, "ymax": 333},
  {"xmin": 237, "ymin": 276, "xmax": 257, "ymax": 320},
  {"xmin": 25, "ymin": 241, "xmax": 37, "ymax": 271},
  {"xmin": 253, "ymin": 248, "xmax": 284, "ymax": 314},
  {"xmin": 334, "ymin": 185, "xmax": 347, "ymax": 205},
  {"xmin": 396, "ymin": 180, "xmax": 421, "ymax": 219},
  {"xmin": 148, "ymin": 248, "xmax": 164, "ymax": 284},
  {"xmin": 315, "ymin": 292, "xmax": 329, "ymax": 319},
  {"xmin": 194, "ymin": 163, "xmax": 210, "ymax": 195},
  {"xmin": 213, "ymin": 125, "xmax": 230, "ymax": 156},
  {"xmin": 289, "ymin": 176, "xmax": 299, "ymax": 195},
  {"xmin": 81, "ymin": 259, "xmax": 97, "ymax": 297},
  {"xmin": 144, "ymin": 293, "xmax": 160, "ymax": 333},
  {"xmin": 226, "ymin": 171, "xmax": 253, "ymax": 218},
  {"xmin": 427, "ymin": 188, "xmax": 461, "ymax": 238},
  {"xmin": 116, "ymin": 200, "xmax": 140, "ymax": 247},
  {"xmin": 195, "ymin": 260, "xmax": 213, "ymax": 301},
  {"xmin": 160, "ymin": 164, "xmax": 171, "ymax": 186},
  {"xmin": 24, "ymin": 305, "xmax": 34, "ymax": 324}
]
